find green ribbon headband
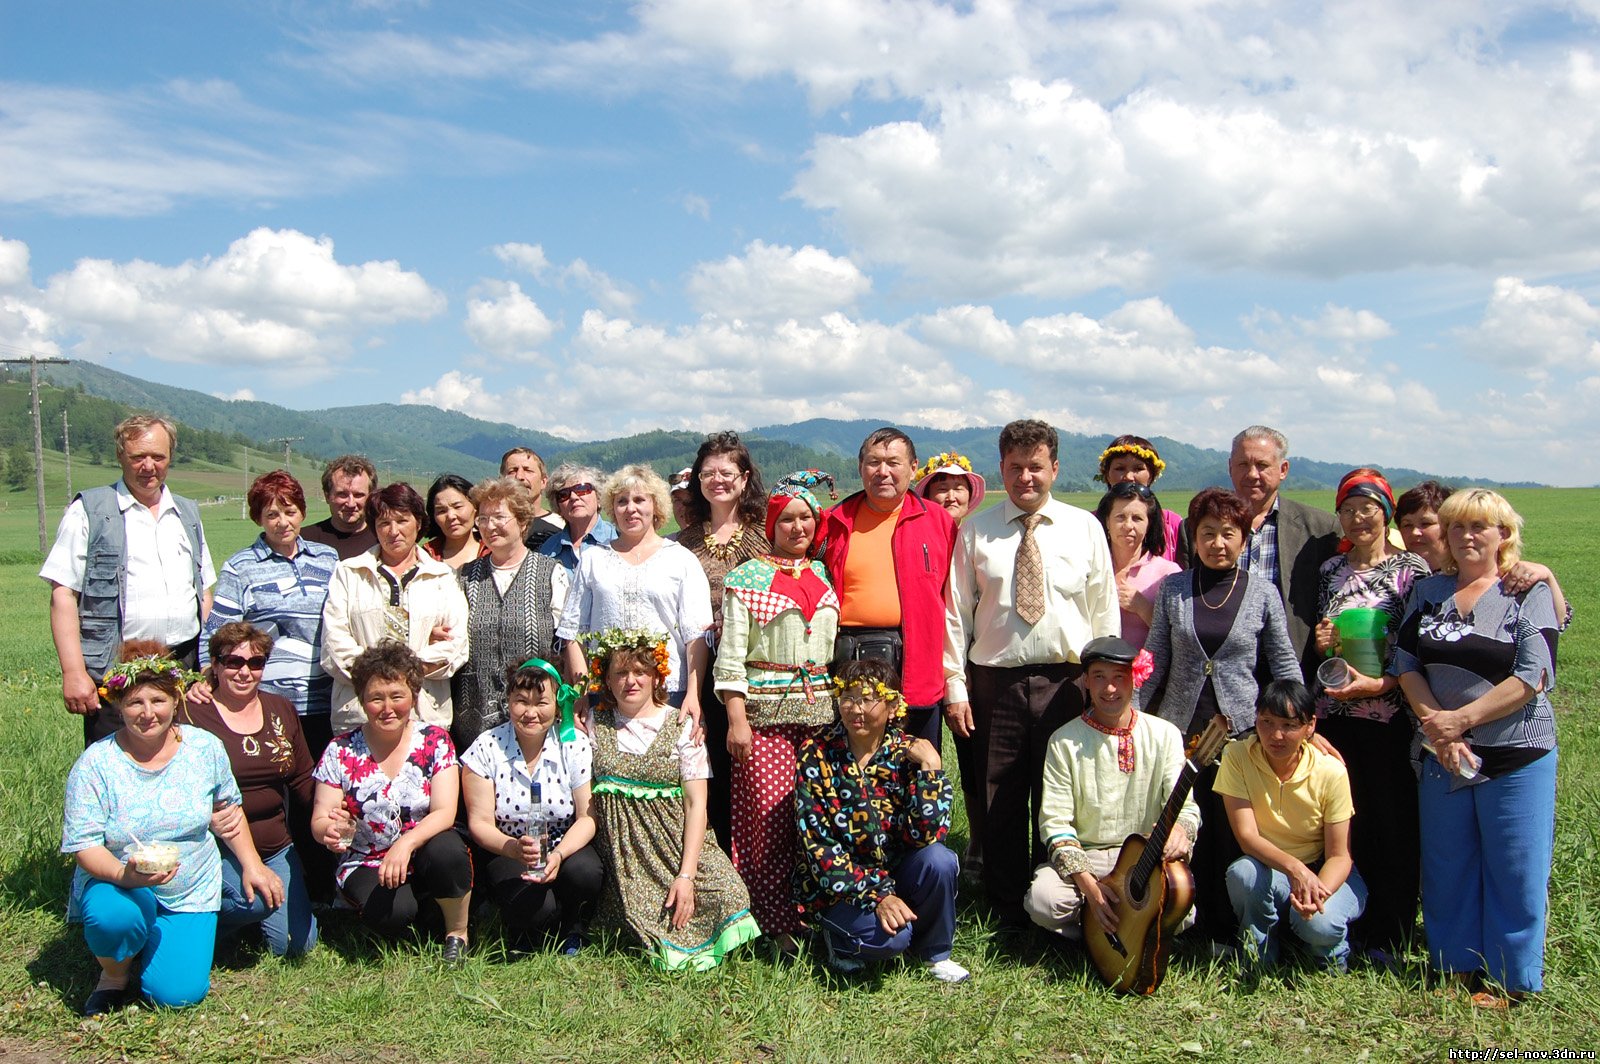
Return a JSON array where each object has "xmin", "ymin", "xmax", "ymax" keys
[{"xmin": 518, "ymin": 657, "xmax": 584, "ymax": 742}]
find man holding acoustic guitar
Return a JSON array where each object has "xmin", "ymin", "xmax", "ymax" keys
[{"xmin": 1022, "ymin": 637, "xmax": 1200, "ymax": 946}]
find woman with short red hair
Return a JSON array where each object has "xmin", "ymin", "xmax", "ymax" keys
[{"xmin": 198, "ymin": 470, "xmax": 342, "ymax": 755}]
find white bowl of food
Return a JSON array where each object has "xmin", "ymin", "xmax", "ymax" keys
[{"xmin": 130, "ymin": 842, "xmax": 180, "ymax": 875}]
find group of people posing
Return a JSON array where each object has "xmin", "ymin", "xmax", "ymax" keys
[{"xmin": 43, "ymin": 414, "xmax": 1565, "ymax": 1015}]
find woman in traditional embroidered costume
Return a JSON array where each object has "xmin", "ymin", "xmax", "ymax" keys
[{"xmin": 714, "ymin": 471, "xmax": 841, "ymax": 954}]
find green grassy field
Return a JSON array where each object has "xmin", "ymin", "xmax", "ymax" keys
[{"xmin": 0, "ymin": 482, "xmax": 1595, "ymax": 1062}]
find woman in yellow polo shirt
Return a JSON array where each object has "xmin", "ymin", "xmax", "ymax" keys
[{"xmin": 1215, "ymin": 679, "xmax": 1366, "ymax": 972}]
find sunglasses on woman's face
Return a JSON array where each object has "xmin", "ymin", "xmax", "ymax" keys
[
  {"xmin": 220, "ymin": 654, "xmax": 268, "ymax": 671},
  {"xmin": 554, "ymin": 483, "xmax": 596, "ymax": 503}
]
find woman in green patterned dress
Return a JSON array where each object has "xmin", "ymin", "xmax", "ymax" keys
[{"xmin": 586, "ymin": 629, "xmax": 761, "ymax": 970}]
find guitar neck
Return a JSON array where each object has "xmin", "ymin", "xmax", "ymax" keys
[{"xmin": 1131, "ymin": 759, "xmax": 1198, "ymax": 887}]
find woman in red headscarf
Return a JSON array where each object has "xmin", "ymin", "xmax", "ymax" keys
[
  {"xmin": 1311, "ymin": 467, "xmax": 1430, "ymax": 960},
  {"xmin": 712, "ymin": 471, "xmax": 841, "ymax": 954}
]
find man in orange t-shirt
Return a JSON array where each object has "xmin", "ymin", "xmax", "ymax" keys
[{"xmin": 820, "ymin": 428, "xmax": 957, "ymax": 746}]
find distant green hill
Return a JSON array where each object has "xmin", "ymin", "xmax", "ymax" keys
[{"xmin": 7, "ymin": 363, "xmax": 1534, "ymax": 494}]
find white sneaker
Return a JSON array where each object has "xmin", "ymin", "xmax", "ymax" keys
[{"xmin": 924, "ymin": 958, "xmax": 971, "ymax": 984}]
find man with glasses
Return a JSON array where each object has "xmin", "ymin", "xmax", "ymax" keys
[{"xmin": 536, "ymin": 463, "xmax": 616, "ymax": 572}]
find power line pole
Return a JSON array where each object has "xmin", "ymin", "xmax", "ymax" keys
[
  {"xmin": 62, "ymin": 407, "xmax": 72, "ymax": 501},
  {"xmin": 0, "ymin": 351, "xmax": 70, "ymax": 552},
  {"xmin": 269, "ymin": 436, "xmax": 303, "ymax": 473}
]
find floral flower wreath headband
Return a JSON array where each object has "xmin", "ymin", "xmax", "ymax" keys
[
  {"xmin": 98, "ymin": 656, "xmax": 203, "ymax": 701},
  {"xmin": 914, "ymin": 451, "xmax": 972, "ymax": 482},
  {"xmin": 833, "ymin": 676, "xmax": 909, "ymax": 722},
  {"xmin": 1094, "ymin": 443, "xmax": 1166, "ymax": 482},
  {"xmin": 582, "ymin": 628, "xmax": 671, "ymax": 694}
]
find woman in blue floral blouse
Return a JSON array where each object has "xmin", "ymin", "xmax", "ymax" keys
[{"xmin": 794, "ymin": 658, "xmax": 968, "ymax": 983}]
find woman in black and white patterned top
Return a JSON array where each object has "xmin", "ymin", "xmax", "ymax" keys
[{"xmin": 461, "ymin": 660, "xmax": 600, "ymax": 952}]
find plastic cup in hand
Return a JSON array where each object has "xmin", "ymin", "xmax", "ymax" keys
[
  {"xmin": 521, "ymin": 826, "xmax": 550, "ymax": 882},
  {"xmin": 130, "ymin": 842, "xmax": 180, "ymax": 875},
  {"xmin": 1316, "ymin": 657, "xmax": 1352, "ymax": 689},
  {"xmin": 333, "ymin": 818, "xmax": 357, "ymax": 853}
]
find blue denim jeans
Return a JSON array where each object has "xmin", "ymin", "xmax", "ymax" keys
[
  {"xmin": 1226, "ymin": 856, "xmax": 1366, "ymax": 970},
  {"xmin": 220, "ymin": 843, "xmax": 318, "ymax": 958},
  {"xmin": 819, "ymin": 843, "xmax": 960, "ymax": 964}
]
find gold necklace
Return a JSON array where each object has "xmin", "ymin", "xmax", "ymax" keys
[
  {"xmin": 701, "ymin": 521, "xmax": 746, "ymax": 563},
  {"xmin": 1198, "ymin": 567, "xmax": 1241, "ymax": 610}
]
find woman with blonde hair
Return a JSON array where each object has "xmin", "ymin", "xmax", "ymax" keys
[
  {"xmin": 1391, "ymin": 489, "xmax": 1560, "ymax": 1006},
  {"xmin": 558, "ymin": 465, "xmax": 714, "ymax": 721}
]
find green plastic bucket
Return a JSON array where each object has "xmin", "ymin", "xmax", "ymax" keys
[{"xmin": 1333, "ymin": 607, "xmax": 1389, "ymax": 678}]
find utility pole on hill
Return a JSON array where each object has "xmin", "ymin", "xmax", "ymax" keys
[
  {"xmin": 0, "ymin": 349, "xmax": 70, "ymax": 552},
  {"xmin": 62, "ymin": 407, "xmax": 71, "ymax": 501},
  {"xmin": 269, "ymin": 436, "xmax": 304, "ymax": 474}
]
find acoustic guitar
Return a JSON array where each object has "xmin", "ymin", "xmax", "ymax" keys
[{"xmin": 1082, "ymin": 715, "xmax": 1230, "ymax": 994}]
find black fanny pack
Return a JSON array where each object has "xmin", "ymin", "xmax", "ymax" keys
[{"xmin": 832, "ymin": 626, "xmax": 904, "ymax": 675}]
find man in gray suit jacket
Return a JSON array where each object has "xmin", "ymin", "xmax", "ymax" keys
[{"xmin": 1177, "ymin": 425, "xmax": 1338, "ymax": 680}]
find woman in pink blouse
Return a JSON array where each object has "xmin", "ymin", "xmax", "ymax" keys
[{"xmin": 1095, "ymin": 481, "xmax": 1180, "ymax": 650}]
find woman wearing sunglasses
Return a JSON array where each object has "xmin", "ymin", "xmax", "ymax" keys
[
  {"xmin": 183, "ymin": 620, "xmax": 319, "ymax": 957},
  {"xmin": 537, "ymin": 463, "xmax": 617, "ymax": 573}
]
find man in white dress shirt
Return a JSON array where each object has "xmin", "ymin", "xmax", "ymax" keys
[
  {"xmin": 944, "ymin": 419, "xmax": 1119, "ymax": 927},
  {"xmin": 40, "ymin": 414, "xmax": 215, "ymax": 744}
]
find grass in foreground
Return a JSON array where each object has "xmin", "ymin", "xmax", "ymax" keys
[{"xmin": 0, "ymin": 488, "xmax": 1597, "ymax": 1062}]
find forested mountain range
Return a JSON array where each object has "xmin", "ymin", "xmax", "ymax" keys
[{"xmin": 0, "ymin": 363, "xmax": 1530, "ymax": 493}]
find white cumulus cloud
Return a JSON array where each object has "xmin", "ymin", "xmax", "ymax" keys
[
  {"xmin": 1461, "ymin": 276, "xmax": 1600, "ymax": 371},
  {"xmin": 464, "ymin": 281, "xmax": 556, "ymax": 361},
  {"xmin": 16, "ymin": 228, "xmax": 443, "ymax": 369},
  {"xmin": 687, "ymin": 240, "xmax": 870, "ymax": 322},
  {"xmin": 0, "ymin": 237, "xmax": 32, "ymax": 289}
]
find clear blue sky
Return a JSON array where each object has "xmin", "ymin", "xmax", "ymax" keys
[{"xmin": 4, "ymin": 1, "xmax": 1599, "ymax": 484}]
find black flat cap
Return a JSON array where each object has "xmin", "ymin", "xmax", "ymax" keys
[{"xmin": 1080, "ymin": 635, "xmax": 1139, "ymax": 668}]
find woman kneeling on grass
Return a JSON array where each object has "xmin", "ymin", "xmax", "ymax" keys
[
  {"xmin": 586, "ymin": 628, "xmax": 761, "ymax": 971},
  {"xmin": 795, "ymin": 659, "xmax": 968, "ymax": 983},
  {"xmin": 1218, "ymin": 680, "xmax": 1365, "ymax": 973},
  {"xmin": 461, "ymin": 660, "xmax": 602, "ymax": 954},
  {"xmin": 62, "ymin": 641, "xmax": 278, "ymax": 1016},
  {"xmin": 311, "ymin": 643, "xmax": 474, "ymax": 965}
]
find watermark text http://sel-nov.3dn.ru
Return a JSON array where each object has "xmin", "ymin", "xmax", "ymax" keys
[{"xmin": 1448, "ymin": 1051, "xmax": 1595, "ymax": 1061}]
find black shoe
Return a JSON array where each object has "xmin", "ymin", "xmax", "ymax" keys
[
  {"xmin": 83, "ymin": 985, "xmax": 131, "ymax": 1018},
  {"xmin": 443, "ymin": 934, "xmax": 468, "ymax": 968}
]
